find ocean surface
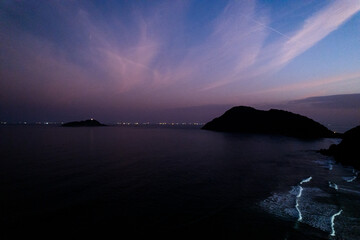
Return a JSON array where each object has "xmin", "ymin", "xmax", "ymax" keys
[{"xmin": 1, "ymin": 125, "xmax": 359, "ymax": 239}]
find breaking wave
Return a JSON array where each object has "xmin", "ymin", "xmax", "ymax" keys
[{"xmin": 260, "ymin": 175, "xmax": 360, "ymax": 239}]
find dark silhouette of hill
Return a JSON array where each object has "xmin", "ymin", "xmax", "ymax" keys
[
  {"xmin": 62, "ymin": 119, "xmax": 106, "ymax": 127},
  {"xmin": 202, "ymin": 106, "xmax": 338, "ymax": 138},
  {"xmin": 320, "ymin": 125, "xmax": 360, "ymax": 169}
]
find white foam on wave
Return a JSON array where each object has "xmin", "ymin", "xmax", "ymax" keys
[
  {"xmin": 260, "ymin": 175, "xmax": 360, "ymax": 239},
  {"xmin": 260, "ymin": 187, "xmax": 337, "ymax": 233},
  {"xmin": 295, "ymin": 186, "xmax": 303, "ymax": 221},
  {"xmin": 300, "ymin": 176, "xmax": 312, "ymax": 185},
  {"xmin": 330, "ymin": 209, "xmax": 343, "ymax": 237},
  {"xmin": 343, "ymin": 176, "xmax": 357, "ymax": 182},
  {"xmin": 313, "ymin": 159, "xmax": 333, "ymax": 170},
  {"xmin": 328, "ymin": 181, "xmax": 338, "ymax": 190},
  {"xmin": 296, "ymin": 177, "xmax": 312, "ymax": 221}
]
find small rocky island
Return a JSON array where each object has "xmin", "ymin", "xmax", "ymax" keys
[
  {"xmin": 320, "ymin": 125, "xmax": 360, "ymax": 169},
  {"xmin": 202, "ymin": 106, "xmax": 338, "ymax": 138},
  {"xmin": 62, "ymin": 119, "xmax": 106, "ymax": 127}
]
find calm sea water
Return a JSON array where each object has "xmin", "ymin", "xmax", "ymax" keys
[{"xmin": 1, "ymin": 125, "xmax": 359, "ymax": 239}]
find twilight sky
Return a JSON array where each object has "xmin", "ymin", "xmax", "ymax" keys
[{"xmin": 1, "ymin": 0, "xmax": 360, "ymax": 123}]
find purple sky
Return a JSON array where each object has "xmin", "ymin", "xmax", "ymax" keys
[{"xmin": 1, "ymin": 0, "xmax": 360, "ymax": 125}]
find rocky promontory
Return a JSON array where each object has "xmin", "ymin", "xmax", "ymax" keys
[
  {"xmin": 320, "ymin": 125, "xmax": 360, "ymax": 169},
  {"xmin": 202, "ymin": 106, "xmax": 338, "ymax": 138},
  {"xmin": 62, "ymin": 119, "xmax": 106, "ymax": 127}
]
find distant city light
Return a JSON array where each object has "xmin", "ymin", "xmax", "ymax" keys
[{"xmin": 0, "ymin": 121, "xmax": 204, "ymax": 126}]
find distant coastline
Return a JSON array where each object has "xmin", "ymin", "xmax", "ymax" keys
[
  {"xmin": 62, "ymin": 119, "xmax": 106, "ymax": 127},
  {"xmin": 320, "ymin": 125, "xmax": 360, "ymax": 169}
]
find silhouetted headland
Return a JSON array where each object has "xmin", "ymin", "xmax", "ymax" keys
[
  {"xmin": 320, "ymin": 125, "xmax": 360, "ymax": 169},
  {"xmin": 62, "ymin": 119, "xmax": 106, "ymax": 127},
  {"xmin": 202, "ymin": 106, "xmax": 338, "ymax": 138}
]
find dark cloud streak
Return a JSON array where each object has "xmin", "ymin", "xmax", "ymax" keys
[{"xmin": 288, "ymin": 93, "xmax": 360, "ymax": 109}]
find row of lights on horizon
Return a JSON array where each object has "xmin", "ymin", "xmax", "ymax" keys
[
  {"xmin": 0, "ymin": 121, "xmax": 204, "ymax": 126},
  {"xmin": 116, "ymin": 122, "xmax": 204, "ymax": 126},
  {"xmin": 0, "ymin": 121, "xmax": 62, "ymax": 125}
]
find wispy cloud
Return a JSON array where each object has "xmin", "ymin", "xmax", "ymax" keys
[
  {"xmin": 181, "ymin": 0, "xmax": 269, "ymax": 91},
  {"xmin": 249, "ymin": 71, "xmax": 360, "ymax": 100},
  {"xmin": 200, "ymin": 0, "xmax": 360, "ymax": 91},
  {"xmin": 0, "ymin": 32, "xmax": 102, "ymax": 107},
  {"xmin": 258, "ymin": 0, "xmax": 360, "ymax": 74},
  {"xmin": 1, "ymin": 0, "xmax": 360, "ymax": 114}
]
